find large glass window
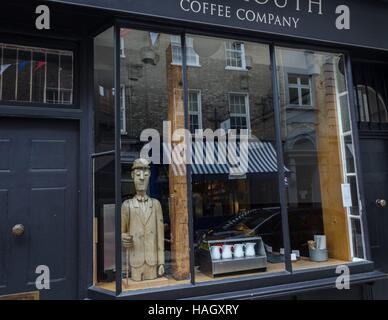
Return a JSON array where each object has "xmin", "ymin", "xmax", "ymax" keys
[
  {"xmin": 0, "ymin": 43, "xmax": 73, "ymax": 105},
  {"xmin": 92, "ymin": 28, "xmax": 368, "ymax": 295},
  {"xmin": 120, "ymin": 29, "xmax": 191, "ymax": 291},
  {"xmin": 276, "ymin": 48, "xmax": 366, "ymax": 268},
  {"xmin": 187, "ymin": 35, "xmax": 285, "ymax": 282}
]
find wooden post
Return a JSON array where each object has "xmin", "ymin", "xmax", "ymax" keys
[
  {"xmin": 315, "ymin": 60, "xmax": 351, "ymax": 261},
  {"xmin": 166, "ymin": 46, "xmax": 190, "ymax": 280}
]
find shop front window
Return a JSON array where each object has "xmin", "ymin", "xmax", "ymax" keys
[
  {"xmin": 276, "ymin": 47, "xmax": 366, "ymax": 268},
  {"xmin": 92, "ymin": 28, "xmax": 369, "ymax": 296}
]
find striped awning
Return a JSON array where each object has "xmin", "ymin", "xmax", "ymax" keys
[
  {"xmin": 165, "ymin": 140, "xmax": 284, "ymax": 177},
  {"xmin": 191, "ymin": 141, "xmax": 279, "ymax": 175}
]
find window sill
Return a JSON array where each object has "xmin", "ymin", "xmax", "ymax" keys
[
  {"xmin": 171, "ymin": 63, "xmax": 201, "ymax": 68},
  {"xmin": 225, "ymin": 66, "xmax": 248, "ymax": 71},
  {"xmin": 87, "ymin": 260, "xmax": 383, "ymax": 300},
  {"xmin": 286, "ymin": 105, "xmax": 316, "ymax": 111}
]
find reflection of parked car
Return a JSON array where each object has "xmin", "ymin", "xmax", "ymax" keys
[{"xmin": 196, "ymin": 206, "xmax": 324, "ymax": 257}]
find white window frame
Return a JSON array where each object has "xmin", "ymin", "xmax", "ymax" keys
[
  {"xmin": 120, "ymin": 84, "xmax": 127, "ymax": 135},
  {"xmin": 228, "ymin": 92, "xmax": 251, "ymax": 131},
  {"xmin": 120, "ymin": 37, "xmax": 126, "ymax": 58},
  {"xmin": 170, "ymin": 35, "xmax": 200, "ymax": 67},
  {"xmin": 334, "ymin": 66, "xmax": 367, "ymax": 260},
  {"xmin": 287, "ymin": 73, "xmax": 313, "ymax": 107},
  {"xmin": 225, "ymin": 41, "xmax": 247, "ymax": 71},
  {"xmin": 188, "ymin": 89, "xmax": 202, "ymax": 134}
]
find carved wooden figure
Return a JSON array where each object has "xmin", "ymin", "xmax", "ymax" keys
[{"xmin": 121, "ymin": 158, "xmax": 165, "ymax": 282}]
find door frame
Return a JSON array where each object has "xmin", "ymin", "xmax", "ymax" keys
[{"xmin": 0, "ymin": 31, "xmax": 94, "ymax": 299}]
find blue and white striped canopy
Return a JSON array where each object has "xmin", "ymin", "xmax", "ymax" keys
[
  {"xmin": 191, "ymin": 141, "xmax": 279, "ymax": 175},
  {"xmin": 166, "ymin": 140, "xmax": 284, "ymax": 177}
]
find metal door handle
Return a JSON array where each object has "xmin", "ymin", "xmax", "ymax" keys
[
  {"xmin": 376, "ymin": 199, "xmax": 387, "ymax": 208},
  {"xmin": 12, "ymin": 224, "xmax": 25, "ymax": 237}
]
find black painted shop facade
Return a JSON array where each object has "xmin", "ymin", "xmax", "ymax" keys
[{"xmin": 1, "ymin": 0, "xmax": 388, "ymax": 300}]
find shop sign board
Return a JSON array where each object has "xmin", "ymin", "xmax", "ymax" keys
[{"xmin": 47, "ymin": 0, "xmax": 388, "ymax": 50}]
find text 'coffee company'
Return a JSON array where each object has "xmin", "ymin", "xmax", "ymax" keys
[{"xmin": 179, "ymin": 0, "xmax": 350, "ymax": 30}]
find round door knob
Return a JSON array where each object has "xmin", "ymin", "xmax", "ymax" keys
[
  {"xmin": 376, "ymin": 199, "xmax": 387, "ymax": 208},
  {"xmin": 12, "ymin": 224, "xmax": 25, "ymax": 237}
]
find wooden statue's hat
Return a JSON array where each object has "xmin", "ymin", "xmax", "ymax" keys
[{"xmin": 132, "ymin": 158, "xmax": 150, "ymax": 171}]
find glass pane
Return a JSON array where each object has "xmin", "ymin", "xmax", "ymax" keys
[
  {"xmin": 300, "ymin": 76, "xmax": 310, "ymax": 86},
  {"xmin": 301, "ymin": 88, "xmax": 311, "ymax": 105},
  {"xmin": 339, "ymin": 93, "xmax": 351, "ymax": 132},
  {"xmin": 189, "ymin": 92, "xmax": 198, "ymax": 112},
  {"xmin": 367, "ymin": 87, "xmax": 380, "ymax": 123},
  {"xmin": 188, "ymin": 34, "xmax": 284, "ymax": 283},
  {"xmin": 190, "ymin": 115, "xmax": 199, "ymax": 133},
  {"xmin": 2, "ymin": 48, "xmax": 16, "ymax": 101},
  {"xmin": 94, "ymin": 155, "xmax": 116, "ymax": 291},
  {"xmin": 289, "ymin": 88, "xmax": 299, "ymax": 105},
  {"xmin": 46, "ymin": 53, "xmax": 60, "ymax": 104},
  {"xmin": 60, "ymin": 54, "xmax": 73, "ymax": 104},
  {"xmin": 119, "ymin": 29, "xmax": 190, "ymax": 292},
  {"xmin": 348, "ymin": 176, "xmax": 360, "ymax": 216},
  {"xmin": 94, "ymin": 27, "xmax": 115, "ymax": 153},
  {"xmin": 350, "ymin": 218, "xmax": 365, "ymax": 259},
  {"xmin": 276, "ymin": 47, "xmax": 366, "ymax": 269},
  {"xmin": 344, "ymin": 135, "xmax": 355, "ymax": 173},
  {"xmin": 32, "ymin": 51, "xmax": 46, "ymax": 103},
  {"xmin": 93, "ymin": 27, "xmax": 117, "ymax": 293},
  {"xmin": 16, "ymin": 50, "xmax": 32, "ymax": 102},
  {"xmin": 288, "ymin": 74, "xmax": 298, "ymax": 85}
]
